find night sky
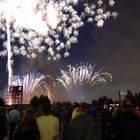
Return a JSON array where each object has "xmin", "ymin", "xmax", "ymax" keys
[{"xmin": 0, "ymin": 0, "xmax": 140, "ymax": 102}]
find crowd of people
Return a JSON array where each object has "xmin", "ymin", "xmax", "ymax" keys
[{"xmin": 0, "ymin": 98, "xmax": 140, "ymax": 140}]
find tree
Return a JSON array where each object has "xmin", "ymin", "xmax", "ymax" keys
[
  {"xmin": 39, "ymin": 95, "xmax": 50, "ymax": 106},
  {"xmin": 30, "ymin": 95, "xmax": 39, "ymax": 107},
  {"xmin": 97, "ymin": 96, "xmax": 116, "ymax": 106},
  {"xmin": 30, "ymin": 95, "xmax": 50, "ymax": 107},
  {"xmin": 99, "ymin": 96, "xmax": 109, "ymax": 105},
  {"xmin": 91, "ymin": 99, "xmax": 98, "ymax": 106}
]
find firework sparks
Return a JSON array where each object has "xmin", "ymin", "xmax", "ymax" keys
[
  {"xmin": 56, "ymin": 63, "xmax": 112, "ymax": 90},
  {"xmin": 0, "ymin": 0, "xmax": 117, "ymax": 59},
  {"xmin": 0, "ymin": 0, "xmax": 117, "ymax": 85},
  {"xmin": 10, "ymin": 70, "xmax": 48, "ymax": 103},
  {"xmin": 8, "ymin": 96, "xmax": 12, "ymax": 105}
]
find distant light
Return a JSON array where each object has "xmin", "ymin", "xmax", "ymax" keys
[{"xmin": 8, "ymin": 97, "xmax": 12, "ymax": 106}]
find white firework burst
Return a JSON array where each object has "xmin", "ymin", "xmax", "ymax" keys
[
  {"xmin": 0, "ymin": 0, "xmax": 117, "ymax": 85},
  {"xmin": 0, "ymin": 0, "xmax": 117, "ymax": 59},
  {"xmin": 56, "ymin": 63, "xmax": 112, "ymax": 90},
  {"xmin": 10, "ymin": 70, "xmax": 48, "ymax": 103}
]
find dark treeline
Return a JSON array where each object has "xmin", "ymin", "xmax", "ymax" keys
[{"xmin": 0, "ymin": 90, "xmax": 140, "ymax": 106}]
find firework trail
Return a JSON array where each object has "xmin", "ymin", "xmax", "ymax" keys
[
  {"xmin": 0, "ymin": 0, "xmax": 117, "ymax": 85},
  {"xmin": 56, "ymin": 63, "xmax": 112, "ymax": 91},
  {"xmin": 10, "ymin": 70, "xmax": 48, "ymax": 103},
  {"xmin": 6, "ymin": 17, "xmax": 13, "ymax": 86}
]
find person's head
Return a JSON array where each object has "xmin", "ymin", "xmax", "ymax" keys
[
  {"xmin": 79, "ymin": 102, "xmax": 89, "ymax": 113},
  {"xmin": 22, "ymin": 108, "xmax": 36, "ymax": 125},
  {"xmin": 74, "ymin": 103, "xmax": 80, "ymax": 108},
  {"xmin": 121, "ymin": 98, "xmax": 132, "ymax": 111}
]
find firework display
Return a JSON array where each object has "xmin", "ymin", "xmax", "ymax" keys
[
  {"xmin": 0, "ymin": 0, "xmax": 117, "ymax": 104},
  {"xmin": 0, "ymin": 0, "xmax": 117, "ymax": 85},
  {"xmin": 0, "ymin": 0, "xmax": 117, "ymax": 59},
  {"xmin": 56, "ymin": 63, "xmax": 112, "ymax": 90},
  {"xmin": 10, "ymin": 70, "xmax": 48, "ymax": 103}
]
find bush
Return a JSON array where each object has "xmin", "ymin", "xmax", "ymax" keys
[{"xmin": 30, "ymin": 95, "xmax": 39, "ymax": 107}]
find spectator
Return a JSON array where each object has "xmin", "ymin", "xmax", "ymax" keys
[
  {"xmin": 0, "ymin": 108, "xmax": 7, "ymax": 140},
  {"xmin": 13, "ymin": 108, "xmax": 40, "ymax": 140},
  {"xmin": 112, "ymin": 107, "xmax": 121, "ymax": 119},
  {"xmin": 71, "ymin": 103, "xmax": 80, "ymax": 119},
  {"xmin": 89, "ymin": 104, "xmax": 96, "ymax": 121},
  {"xmin": 134, "ymin": 106, "xmax": 140, "ymax": 117},
  {"xmin": 37, "ymin": 105, "xmax": 59, "ymax": 140},
  {"xmin": 8, "ymin": 106, "xmax": 20, "ymax": 140},
  {"xmin": 66, "ymin": 102, "xmax": 94, "ymax": 140},
  {"xmin": 101, "ymin": 104, "xmax": 112, "ymax": 140},
  {"xmin": 111, "ymin": 98, "xmax": 140, "ymax": 140},
  {"xmin": 59, "ymin": 105, "xmax": 71, "ymax": 139}
]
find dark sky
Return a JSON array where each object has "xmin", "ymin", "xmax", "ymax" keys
[{"xmin": 0, "ymin": 0, "xmax": 140, "ymax": 101}]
